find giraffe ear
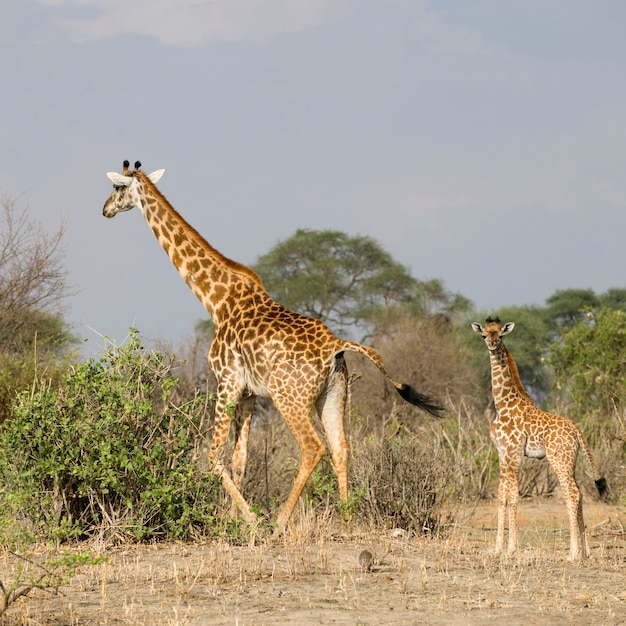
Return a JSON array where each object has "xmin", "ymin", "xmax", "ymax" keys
[
  {"xmin": 148, "ymin": 169, "xmax": 165, "ymax": 184},
  {"xmin": 106, "ymin": 172, "xmax": 132, "ymax": 187},
  {"xmin": 500, "ymin": 322, "xmax": 515, "ymax": 336},
  {"xmin": 471, "ymin": 322, "xmax": 484, "ymax": 335}
]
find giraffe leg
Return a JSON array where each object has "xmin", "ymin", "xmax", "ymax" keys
[
  {"xmin": 316, "ymin": 357, "xmax": 350, "ymax": 508},
  {"xmin": 507, "ymin": 482, "xmax": 519, "ymax": 555},
  {"xmin": 494, "ymin": 474, "xmax": 507, "ymax": 555},
  {"xmin": 577, "ymin": 491, "xmax": 588, "ymax": 559},
  {"xmin": 564, "ymin": 481, "xmax": 585, "ymax": 561},
  {"xmin": 273, "ymin": 403, "xmax": 326, "ymax": 533},
  {"xmin": 208, "ymin": 392, "xmax": 256, "ymax": 525},
  {"xmin": 229, "ymin": 396, "xmax": 256, "ymax": 519},
  {"xmin": 496, "ymin": 456, "xmax": 520, "ymax": 556},
  {"xmin": 552, "ymin": 460, "xmax": 586, "ymax": 561}
]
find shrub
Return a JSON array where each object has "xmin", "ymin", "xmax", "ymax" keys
[
  {"xmin": 0, "ymin": 348, "xmax": 71, "ymax": 424},
  {"xmin": 550, "ymin": 308, "xmax": 626, "ymax": 426},
  {"xmin": 350, "ymin": 433, "xmax": 463, "ymax": 535},
  {"xmin": 0, "ymin": 330, "xmax": 221, "ymax": 544},
  {"xmin": 549, "ymin": 309, "xmax": 626, "ymax": 499}
]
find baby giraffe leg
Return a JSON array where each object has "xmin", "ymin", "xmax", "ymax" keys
[
  {"xmin": 557, "ymin": 469, "xmax": 586, "ymax": 560},
  {"xmin": 496, "ymin": 458, "xmax": 521, "ymax": 555}
]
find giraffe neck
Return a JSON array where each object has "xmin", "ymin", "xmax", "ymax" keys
[
  {"xmin": 503, "ymin": 345, "xmax": 535, "ymax": 403},
  {"xmin": 488, "ymin": 343, "xmax": 532, "ymax": 414},
  {"xmin": 136, "ymin": 173, "xmax": 267, "ymax": 326}
]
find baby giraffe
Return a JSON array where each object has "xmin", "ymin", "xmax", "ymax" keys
[{"xmin": 472, "ymin": 317, "xmax": 606, "ymax": 560}]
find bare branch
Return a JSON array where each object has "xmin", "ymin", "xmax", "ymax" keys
[{"xmin": 0, "ymin": 194, "xmax": 75, "ymax": 353}]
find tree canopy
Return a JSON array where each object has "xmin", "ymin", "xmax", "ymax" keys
[
  {"xmin": 544, "ymin": 288, "xmax": 600, "ymax": 329},
  {"xmin": 253, "ymin": 229, "xmax": 471, "ymax": 337}
]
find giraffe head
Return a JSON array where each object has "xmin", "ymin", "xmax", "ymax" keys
[
  {"xmin": 103, "ymin": 160, "xmax": 165, "ymax": 218},
  {"xmin": 471, "ymin": 316, "xmax": 515, "ymax": 351}
]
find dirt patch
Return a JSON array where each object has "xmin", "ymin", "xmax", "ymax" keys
[{"xmin": 5, "ymin": 500, "xmax": 626, "ymax": 625}]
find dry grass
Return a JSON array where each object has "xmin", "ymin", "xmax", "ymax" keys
[{"xmin": 1, "ymin": 499, "xmax": 624, "ymax": 625}]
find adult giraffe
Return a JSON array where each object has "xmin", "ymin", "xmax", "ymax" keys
[
  {"xmin": 102, "ymin": 161, "xmax": 443, "ymax": 532},
  {"xmin": 472, "ymin": 317, "xmax": 606, "ymax": 560}
]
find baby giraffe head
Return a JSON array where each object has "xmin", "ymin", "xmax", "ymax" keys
[
  {"xmin": 103, "ymin": 160, "xmax": 165, "ymax": 218},
  {"xmin": 471, "ymin": 316, "xmax": 515, "ymax": 352}
]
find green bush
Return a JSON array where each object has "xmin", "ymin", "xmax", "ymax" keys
[
  {"xmin": 0, "ymin": 330, "xmax": 221, "ymax": 544},
  {"xmin": 550, "ymin": 308, "xmax": 626, "ymax": 425},
  {"xmin": 0, "ymin": 349, "xmax": 70, "ymax": 424},
  {"xmin": 549, "ymin": 308, "xmax": 626, "ymax": 499}
]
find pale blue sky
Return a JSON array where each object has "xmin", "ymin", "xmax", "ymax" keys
[{"xmin": 1, "ymin": 1, "xmax": 625, "ymax": 351}]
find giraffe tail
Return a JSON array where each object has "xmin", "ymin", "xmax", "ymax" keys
[
  {"xmin": 577, "ymin": 429, "xmax": 608, "ymax": 500},
  {"xmin": 595, "ymin": 477, "xmax": 608, "ymax": 499},
  {"xmin": 342, "ymin": 341, "xmax": 445, "ymax": 419},
  {"xmin": 397, "ymin": 383, "xmax": 446, "ymax": 418}
]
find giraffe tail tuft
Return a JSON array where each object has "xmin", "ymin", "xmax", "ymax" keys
[
  {"xmin": 595, "ymin": 477, "xmax": 608, "ymax": 500},
  {"xmin": 397, "ymin": 384, "xmax": 445, "ymax": 419},
  {"xmin": 342, "ymin": 340, "xmax": 444, "ymax": 418}
]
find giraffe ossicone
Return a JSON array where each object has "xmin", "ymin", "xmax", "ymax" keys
[
  {"xmin": 472, "ymin": 316, "xmax": 607, "ymax": 561},
  {"xmin": 102, "ymin": 160, "xmax": 444, "ymax": 533}
]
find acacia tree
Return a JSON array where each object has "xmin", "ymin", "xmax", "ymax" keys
[
  {"xmin": 599, "ymin": 288, "xmax": 626, "ymax": 311},
  {"xmin": 252, "ymin": 229, "xmax": 470, "ymax": 338},
  {"xmin": 252, "ymin": 229, "xmax": 414, "ymax": 333},
  {"xmin": 544, "ymin": 288, "xmax": 600, "ymax": 330}
]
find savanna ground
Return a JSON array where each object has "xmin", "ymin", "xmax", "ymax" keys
[{"xmin": 3, "ymin": 498, "xmax": 624, "ymax": 625}]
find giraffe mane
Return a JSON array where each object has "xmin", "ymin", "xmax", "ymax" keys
[
  {"xmin": 136, "ymin": 171, "xmax": 267, "ymax": 289},
  {"xmin": 503, "ymin": 344, "xmax": 535, "ymax": 404}
]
